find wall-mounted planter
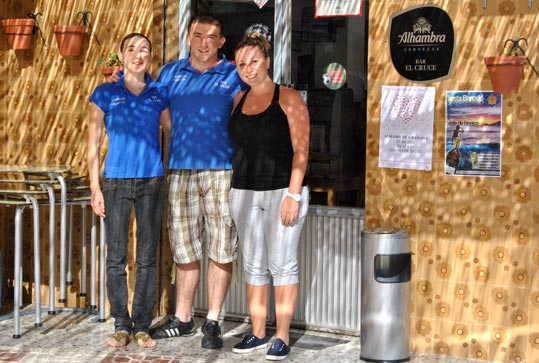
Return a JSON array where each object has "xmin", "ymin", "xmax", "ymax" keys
[
  {"xmin": 101, "ymin": 66, "xmax": 123, "ymax": 77},
  {"xmin": 53, "ymin": 25, "xmax": 87, "ymax": 57},
  {"xmin": 1, "ymin": 18, "xmax": 35, "ymax": 50},
  {"xmin": 484, "ymin": 56, "xmax": 527, "ymax": 94}
]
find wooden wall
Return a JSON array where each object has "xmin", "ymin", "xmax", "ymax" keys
[
  {"xmin": 366, "ymin": 1, "xmax": 539, "ymax": 362},
  {"xmin": 0, "ymin": 0, "xmax": 179, "ymax": 317}
]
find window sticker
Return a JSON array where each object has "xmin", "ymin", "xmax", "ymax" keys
[{"xmin": 322, "ymin": 63, "xmax": 346, "ymax": 90}]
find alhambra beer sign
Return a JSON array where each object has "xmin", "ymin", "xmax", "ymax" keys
[{"xmin": 389, "ymin": 5, "xmax": 455, "ymax": 82}]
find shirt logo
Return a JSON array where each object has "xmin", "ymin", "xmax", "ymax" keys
[
  {"xmin": 111, "ymin": 97, "xmax": 125, "ymax": 105},
  {"xmin": 215, "ymin": 80, "xmax": 230, "ymax": 89},
  {"xmin": 174, "ymin": 75, "xmax": 186, "ymax": 82},
  {"xmin": 150, "ymin": 95, "xmax": 162, "ymax": 103}
]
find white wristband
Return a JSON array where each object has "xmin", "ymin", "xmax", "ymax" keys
[{"xmin": 286, "ymin": 191, "xmax": 301, "ymax": 202}]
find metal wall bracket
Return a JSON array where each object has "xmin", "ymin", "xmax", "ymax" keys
[{"xmin": 484, "ymin": 0, "xmax": 533, "ymax": 9}]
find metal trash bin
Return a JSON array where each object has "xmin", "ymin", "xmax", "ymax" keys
[{"xmin": 360, "ymin": 228, "xmax": 411, "ymax": 363}]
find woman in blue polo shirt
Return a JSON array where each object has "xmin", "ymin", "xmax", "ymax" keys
[{"xmin": 87, "ymin": 33, "xmax": 170, "ymax": 350}]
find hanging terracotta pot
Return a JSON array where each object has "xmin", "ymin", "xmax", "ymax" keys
[
  {"xmin": 484, "ymin": 56, "xmax": 527, "ymax": 94},
  {"xmin": 1, "ymin": 18, "xmax": 35, "ymax": 50},
  {"xmin": 53, "ymin": 24, "xmax": 87, "ymax": 57}
]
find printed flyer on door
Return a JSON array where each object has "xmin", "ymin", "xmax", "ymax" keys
[
  {"xmin": 445, "ymin": 91, "xmax": 502, "ymax": 176},
  {"xmin": 379, "ymin": 85, "xmax": 435, "ymax": 171}
]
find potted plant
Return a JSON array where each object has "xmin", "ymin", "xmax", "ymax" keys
[
  {"xmin": 484, "ymin": 37, "xmax": 538, "ymax": 94},
  {"xmin": 99, "ymin": 52, "xmax": 123, "ymax": 77},
  {"xmin": 1, "ymin": 16, "xmax": 35, "ymax": 50}
]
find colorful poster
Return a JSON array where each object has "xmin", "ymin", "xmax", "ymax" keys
[
  {"xmin": 445, "ymin": 91, "xmax": 502, "ymax": 176},
  {"xmin": 379, "ymin": 86, "xmax": 435, "ymax": 171}
]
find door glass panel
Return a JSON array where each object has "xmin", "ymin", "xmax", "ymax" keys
[
  {"xmin": 191, "ymin": 0, "xmax": 367, "ymax": 208},
  {"xmin": 193, "ymin": 0, "xmax": 275, "ymax": 67},
  {"xmin": 291, "ymin": 1, "xmax": 367, "ymax": 207}
]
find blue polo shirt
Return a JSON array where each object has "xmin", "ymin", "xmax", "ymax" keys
[
  {"xmin": 158, "ymin": 54, "xmax": 245, "ymax": 170},
  {"xmin": 89, "ymin": 73, "xmax": 169, "ymax": 178}
]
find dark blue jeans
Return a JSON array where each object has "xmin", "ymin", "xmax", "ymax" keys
[{"xmin": 102, "ymin": 177, "xmax": 166, "ymax": 334}]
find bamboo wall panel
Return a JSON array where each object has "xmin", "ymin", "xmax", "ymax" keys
[
  {"xmin": 367, "ymin": 1, "xmax": 539, "ymax": 362},
  {"xmin": 0, "ymin": 0, "xmax": 177, "ymax": 318}
]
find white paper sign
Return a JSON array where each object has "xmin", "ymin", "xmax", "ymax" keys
[
  {"xmin": 379, "ymin": 86, "xmax": 435, "ymax": 170},
  {"xmin": 315, "ymin": 0, "xmax": 362, "ymax": 17},
  {"xmin": 253, "ymin": 0, "xmax": 268, "ymax": 9}
]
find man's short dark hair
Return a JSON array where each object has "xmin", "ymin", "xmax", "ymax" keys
[{"xmin": 188, "ymin": 14, "xmax": 224, "ymax": 37}]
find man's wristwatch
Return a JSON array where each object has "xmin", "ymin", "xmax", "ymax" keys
[{"xmin": 286, "ymin": 191, "xmax": 301, "ymax": 202}]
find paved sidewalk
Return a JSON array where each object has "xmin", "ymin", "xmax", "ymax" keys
[
  {"xmin": 0, "ymin": 307, "xmax": 497, "ymax": 363},
  {"xmin": 0, "ymin": 308, "xmax": 361, "ymax": 363}
]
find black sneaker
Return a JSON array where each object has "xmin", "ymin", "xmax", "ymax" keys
[
  {"xmin": 233, "ymin": 333, "xmax": 269, "ymax": 353},
  {"xmin": 150, "ymin": 316, "xmax": 196, "ymax": 339},
  {"xmin": 201, "ymin": 319, "xmax": 223, "ymax": 349},
  {"xmin": 266, "ymin": 338, "xmax": 290, "ymax": 361}
]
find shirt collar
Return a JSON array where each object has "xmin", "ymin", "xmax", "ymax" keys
[
  {"xmin": 116, "ymin": 72, "xmax": 158, "ymax": 91},
  {"xmin": 179, "ymin": 53, "xmax": 230, "ymax": 74}
]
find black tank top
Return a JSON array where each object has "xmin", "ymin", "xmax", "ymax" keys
[{"xmin": 228, "ymin": 83, "xmax": 306, "ymax": 190}]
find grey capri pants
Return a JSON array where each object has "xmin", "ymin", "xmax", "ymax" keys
[{"xmin": 229, "ymin": 187, "xmax": 309, "ymax": 286}]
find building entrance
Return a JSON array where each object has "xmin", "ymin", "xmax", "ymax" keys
[{"xmin": 188, "ymin": 0, "xmax": 368, "ymax": 207}]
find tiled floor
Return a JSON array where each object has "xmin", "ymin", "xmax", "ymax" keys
[{"xmin": 0, "ymin": 307, "xmax": 498, "ymax": 363}]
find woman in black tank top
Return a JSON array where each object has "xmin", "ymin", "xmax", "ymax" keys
[
  {"xmin": 229, "ymin": 83, "xmax": 300, "ymax": 190},
  {"xmin": 227, "ymin": 33, "xmax": 310, "ymax": 360}
]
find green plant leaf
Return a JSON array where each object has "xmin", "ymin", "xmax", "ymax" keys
[{"xmin": 99, "ymin": 52, "xmax": 122, "ymax": 66}]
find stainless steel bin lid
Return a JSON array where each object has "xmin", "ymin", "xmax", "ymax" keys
[{"xmin": 361, "ymin": 227, "xmax": 409, "ymax": 237}]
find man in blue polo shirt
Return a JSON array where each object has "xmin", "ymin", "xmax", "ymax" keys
[{"xmin": 151, "ymin": 14, "xmax": 246, "ymax": 350}]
